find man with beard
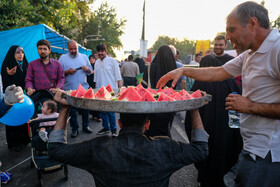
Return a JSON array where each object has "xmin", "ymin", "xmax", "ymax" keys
[
  {"xmin": 94, "ymin": 43, "xmax": 122, "ymax": 136},
  {"xmin": 211, "ymin": 35, "xmax": 234, "ymax": 65},
  {"xmin": 25, "ymin": 39, "xmax": 65, "ymax": 96},
  {"xmin": 157, "ymin": 1, "xmax": 280, "ymax": 186},
  {"xmin": 59, "ymin": 40, "xmax": 93, "ymax": 137}
]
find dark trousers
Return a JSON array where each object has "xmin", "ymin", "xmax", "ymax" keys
[
  {"xmin": 235, "ymin": 149, "xmax": 280, "ymax": 187},
  {"xmin": 70, "ymin": 107, "xmax": 89, "ymax": 131},
  {"xmin": 123, "ymin": 76, "xmax": 137, "ymax": 87}
]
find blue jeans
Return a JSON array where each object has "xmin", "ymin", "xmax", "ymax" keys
[
  {"xmin": 100, "ymin": 112, "xmax": 116, "ymax": 131},
  {"xmin": 70, "ymin": 107, "xmax": 89, "ymax": 131}
]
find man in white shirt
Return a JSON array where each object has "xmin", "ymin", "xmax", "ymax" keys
[
  {"xmin": 94, "ymin": 44, "xmax": 122, "ymax": 136},
  {"xmin": 59, "ymin": 40, "xmax": 93, "ymax": 137},
  {"xmin": 189, "ymin": 53, "xmax": 202, "ymax": 66},
  {"xmin": 157, "ymin": 2, "xmax": 280, "ymax": 186}
]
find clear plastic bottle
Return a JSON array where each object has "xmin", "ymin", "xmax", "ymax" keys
[{"xmin": 228, "ymin": 92, "xmax": 240, "ymax": 128}]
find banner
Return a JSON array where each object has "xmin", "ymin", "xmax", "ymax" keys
[{"xmin": 195, "ymin": 40, "xmax": 210, "ymax": 55}]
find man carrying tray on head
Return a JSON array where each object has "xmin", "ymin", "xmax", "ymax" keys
[{"xmin": 48, "ymin": 90, "xmax": 209, "ymax": 187}]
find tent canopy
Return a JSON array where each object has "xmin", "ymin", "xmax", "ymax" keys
[{"xmin": 0, "ymin": 24, "xmax": 92, "ymax": 68}]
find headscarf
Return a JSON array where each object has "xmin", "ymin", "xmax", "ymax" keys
[
  {"xmin": 1, "ymin": 45, "xmax": 29, "ymax": 90},
  {"xmin": 143, "ymin": 45, "xmax": 177, "ymax": 88},
  {"xmin": 134, "ymin": 57, "xmax": 146, "ymax": 73}
]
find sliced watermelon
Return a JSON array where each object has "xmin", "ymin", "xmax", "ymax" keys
[
  {"xmin": 75, "ymin": 89, "xmax": 86, "ymax": 97},
  {"xmin": 136, "ymin": 84, "xmax": 143, "ymax": 90},
  {"xmin": 170, "ymin": 92, "xmax": 184, "ymax": 100},
  {"xmin": 191, "ymin": 89, "xmax": 203, "ymax": 98},
  {"xmin": 179, "ymin": 89, "xmax": 193, "ymax": 100},
  {"xmin": 118, "ymin": 87, "xmax": 142, "ymax": 101},
  {"xmin": 157, "ymin": 87, "xmax": 175, "ymax": 96},
  {"xmin": 83, "ymin": 88, "xmax": 95, "ymax": 99},
  {"xmin": 157, "ymin": 93, "xmax": 175, "ymax": 101},
  {"xmin": 137, "ymin": 86, "xmax": 147, "ymax": 96},
  {"xmin": 70, "ymin": 89, "xmax": 78, "ymax": 97},
  {"xmin": 146, "ymin": 88, "xmax": 157, "ymax": 95},
  {"xmin": 77, "ymin": 84, "xmax": 86, "ymax": 92},
  {"xmin": 118, "ymin": 86, "xmax": 127, "ymax": 96},
  {"xmin": 141, "ymin": 91, "xmax": 156, "ymax": 101},
  {"xmin": 106, "ymin": 84, "xmax": 115, "ymax": 96},
  {"xmin": 95, "ymin": 86, "xmax": 112, "ymax": 100}
]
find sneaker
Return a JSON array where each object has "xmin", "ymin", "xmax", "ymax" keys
[
  {"xmin": 83, "ymin": 126, "xmax": 93, "ymax": 133},
  {"xmin": 96, "ymin": 128, "xmax": 110, "ymax": 135},
  {"xmin": 111, "ymin": 129, "xmax": 118, "ymax": 137},
  {"xmin": 39, "ymin": 130, "xmax": 48, "ymax": 142}
]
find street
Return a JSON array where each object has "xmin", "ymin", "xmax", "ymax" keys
[{"xmin": 0, "ymin": 111, "xmax": 198, "ymax": 187}]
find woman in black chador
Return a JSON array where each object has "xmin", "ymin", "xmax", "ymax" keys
[
  {"xmin": 1, "ymin": 45, "xmax": 30, "ymax": 151},
  {"xmin": 142, "ymin": 45, "xmax": 177, "ymax": 137},
  {"xmin": 185, "ymin": 55, "xmax": 243, "ymax": 187}
]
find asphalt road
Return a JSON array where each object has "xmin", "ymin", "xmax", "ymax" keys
[{"xmin": 0, "ymin": 111, "xmax": 198, "ymax": 187}]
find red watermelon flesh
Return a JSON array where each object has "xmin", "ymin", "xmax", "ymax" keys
[
  {"xmin": 95, "ymin": 86, "xmax": 112, "ymax": 100},
  {"xmin": 118, "ymin": 87, "xmax": 127, "ymax": 96},
  {"xmin": 170, "ymin": 92, "xmax": 184, "ymax": 100},
  {"xmin": 118, "ymin": 87, "xmax": 142, "ymax": 101},
  {"xmin": 141, "ymin": 91, "xmax": 156, "ymax": 101},
  {"xmin": 77, "ymin": 84, "xmax": 86, "ymax": 92},
  {"xmin": 76, "ymin": 89, "xmax": 86, "ymax": 97},
  {"xmin": 179, "ymin": 89, "xmax": 193, "ymax": 100},
  {"xmin": 157, "ymin": 93, "xmax": 175, "ymax": 101},
  {"xmin": 191, "ymin": 89, "xmax": 203, "ymax": 98},
  {"xmin": 70, "ymin": 89, "xmax": 78, "ymax": 97},
  {"xmin": 157, "ymin": 87, "xmax": 175, "ymax": 96},
  {"xmin": 136, "ymin": 84, "xmax": 143, "ymax": 90},
  {"xmin": 146, "ymin": 88, "xmax": 157, "ymax": 95},
  {"xmin": 83, "ymin": 88, "xmax": 95, "ymax": 99},
  {"xmin": 106, "ymin": 84, "xmax": 115, "ymax": 95},
  {"xmin": 137, "ymin": 86, "xmax": 147, "ymax": 96}
]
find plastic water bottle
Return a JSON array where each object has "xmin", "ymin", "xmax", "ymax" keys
[{"xmin": 228, "ymin": 92, "xmax": 240, "ymax": 128}]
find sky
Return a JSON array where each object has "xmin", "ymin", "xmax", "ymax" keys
[{"xmin": 90, "ymin": 0, "xmax": 279, "ymax": 60}]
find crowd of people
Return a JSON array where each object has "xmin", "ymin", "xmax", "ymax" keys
[{"xmin": 1, "ymin": 1, "xmax": 279, "ymax": 186}]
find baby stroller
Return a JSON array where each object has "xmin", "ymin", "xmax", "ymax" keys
[{"xmin": 29, "ymin": 90, "xmax": 68, "ymax": 186}]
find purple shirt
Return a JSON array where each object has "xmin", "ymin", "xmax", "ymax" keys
[{"xmin": 25, "ymin": 58, "xmax": 65, "ymax": 90}]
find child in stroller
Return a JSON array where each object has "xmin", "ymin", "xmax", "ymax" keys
[{"xmin": 29, "ymin": 99, "xmax": 58, "ymax": 142}]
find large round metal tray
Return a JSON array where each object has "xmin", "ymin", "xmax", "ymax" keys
[{"xmin": 64, "ymin": 89, "xmax": 212, "ymax": 113}]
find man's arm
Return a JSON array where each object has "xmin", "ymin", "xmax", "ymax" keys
[
  {"xmin": 48, "ymin": 91, "xmax": 92, "ymax": 171},
  {"xmin": 25, "ymin": 62, "xmax": 35, "ymax": 95},
  {"xmin": 56, "ymin": 63, "xmax": 65, "ymax": 89},
  {"xmin": 157, "ymin": 66, "xmax": 232, "ymax": 88},
  {"xmin": 117, "ymin": 80, "xmax": 122, "ymax": 88},
  {"xmin": 226, "ymin": 93, "xmax": 280, "ymax": 119}
]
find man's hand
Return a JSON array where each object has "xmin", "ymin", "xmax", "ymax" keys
[
  {"xmin": 53, "ymin": 90, "xmax": 70, "ymax": 107},
  {"xmin": 26, "ymin": 87, "xmax": 35, "ymax": 96},
  {"xmin": 4, "ymin": 85, "xmax": 24, "ymax": 106},
  {"xmin": 189, "ymin": 109, "xmax": 204, "ymax": 130},
  {"xmin": 156, "ymin": 68, "xmax": 184, "ymax": 88},
  {"xmin": 225, "ymin": 93, "xmax": 252, "ymax": 114},
  {"xmin": 66, "ymin": 68, "xmax": 78, "ymax": 75},
  {"xmin": 6, "ymin": 66, "xmax": 17, "ymax": 76},
  {"xmin": 82, "ymin": 66, "xmax": 91, "ymax": 74}
]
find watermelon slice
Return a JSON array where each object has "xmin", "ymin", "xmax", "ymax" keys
[
  {"xmin": 179, "ymin": 89, "xmax": 193, "ymax": 100},
  {"xmin": 170, "ymin": 92, "xmax": 184, "ymax": 100},
  {"xmin": 137, "ymin": 86, "xmax": 147, "ymax": 96},
  {"xmin": 118, "ymin": 86, "xmax": 127, "ymax": 96},
  {"xmin": 136, "ymin": 84, "xmax": 143, "ymax": 90},
  {"xmin": 118, "ymin": 87, "xmax": 142, "ymax": 101},
  {"xmin": 191, "ymin": 89, "xmax": 203, "ymax": 98},
  {"xmin": 70, "ymin": 89, "xmax": 78, "ymax": 97},
  {"xmin": 95, "ymin": 86, "xmax": 112, "ymax": 100},
  {"xmin": 83, "ymin": 88, "xmax": 95, "ymax": 99},
  {"xmin": 146, "ymin": 88, "xmax": 157, "ymax": 95},
  {"xmin": 72, "ymin": 84, "xmax": 87, "ymax": 97},
  {"xmin": 141, "ymin": 91, "xmax": 156, "ymax": 101},
  {"xmin": 157, "ymin": 87, "xmax": 175, "ymax": 96},
  {"xmin": 157, "ymin": 93, "xmax": 175, "ymax": 101},
  {"xmin": 106, "ymin": 84, "xmax": 115, "ymax": 96}
]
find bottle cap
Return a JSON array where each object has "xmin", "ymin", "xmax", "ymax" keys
[{"xmin": 232, "ymin": 92, "xmax": 238, "ymax": 94}]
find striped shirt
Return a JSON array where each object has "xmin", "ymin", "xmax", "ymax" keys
[{"xmin": 25, "ymin": 58, "xmax": 65, "ymax": 90}]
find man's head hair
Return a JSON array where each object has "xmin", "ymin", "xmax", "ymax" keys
[
  {"xmin": 44, "ymin": 99, "xmax": 58, "ymax": 113},
  {"xmin": 128, "ymin": 55, "xmax": 134, "ymax": 61},
  {"xmin": 96, "ymin": 43, "xmax": 107, "ymax": 52},
  {"xmin": 176, "ymin": 50, "xmax": 180, "ymax": 55},
  {"xmin": 120, "ymin": 113, "xmax": 149, "ymax": 128},
  {"xmin": 195, "ymin": 53, "xmax": 202, "ymax": 57},
  {"xmin": 37, "ymin": 39, "xmax": 51, "ymax": 50},
  {"xmin": 214, "ymin": 35, "xmax": 226, "ymax": 43},
  {"xmin": 227, "ymin": 1, "xmax": 270, "ymax": 29},
  {"xmin": 89, "ymin": 54, "xmax": 95, "ymax": 60}
]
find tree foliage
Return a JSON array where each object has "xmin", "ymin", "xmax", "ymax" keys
[
  {"xmin": 151, "ymin": 36, "xmax": 195, "ymax": 62},
  {"xmin": 0, "ymin": 0, "xmax": 126, "ymax": 57}
]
